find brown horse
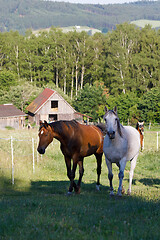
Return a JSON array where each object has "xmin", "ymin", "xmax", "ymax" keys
[
  {"xmin": 37, "ymin": 120, "xmax": 104, "ymax": 195},
  {"xmin": 136, "ymin": 121, "xmax": 144, "ymax": 151}
]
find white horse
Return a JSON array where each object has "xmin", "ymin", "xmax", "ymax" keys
[{"xmin": 103, "ymin": 106, "xmax": 140, "ymax": 196}]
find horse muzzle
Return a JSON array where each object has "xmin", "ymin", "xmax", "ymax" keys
[
  {"xmin": 37, "ymin": 147, "xmax": 45, "ymax": 154},
  {"xmin": 107, "ymin": 131, "xmax": 115, "ymax": 139}
]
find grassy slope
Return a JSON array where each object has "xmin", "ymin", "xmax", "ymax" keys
[
  {"xmin": 131, "ymin": 19, "xmax": 160, "ymax": 28},
  {"xmin": 0, "ymin": 128, "xmax": 160, "ymax": 239}
]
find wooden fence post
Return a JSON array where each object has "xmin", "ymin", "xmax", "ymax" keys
[
  {"xmin": 37, "ymin": 137, "xmax": 39, "ymax": 163},
  {"xmin": 32, "ymin": 138, "xmax": 35, "ymax": 173},
  {"xmin": 11, "ymin": 136, "xmax": 14, "ymax": 185}
]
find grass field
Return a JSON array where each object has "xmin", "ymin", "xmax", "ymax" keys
[
  {"xmin": 131, "ymin": 19, "xmax": 160, "ymax": 29},
  {"xmin": 0, "ymin": 128, "xmax": 160, "ymax": 240}
]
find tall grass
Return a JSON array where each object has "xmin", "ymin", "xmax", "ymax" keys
[{"xmin": 0, "ymin": 128, "xmax": 160, "ymax": 240}]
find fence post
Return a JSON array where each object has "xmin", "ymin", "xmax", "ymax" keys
[
  {"xmin": 157, "ymin": 132, "xmax": 158, "ymax": 151},
  {"xmin": 32, "ymin": 138, "xmax": 35, "ymax": 173},
  {"xmin": 37, "ymin": 137, "xmax": 39, "ymax": 163},
  {"xmin": 11, "ymin": 136, "xmax": 14, "ymax": 185}
]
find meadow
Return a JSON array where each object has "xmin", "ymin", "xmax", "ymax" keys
[
  {"xmin": 0, "ymin": 127, "xmax": 160, "ymax": 240},
  {"xmin": 131, "ymin": 19, "xmax": 160, "ymax": 28}
]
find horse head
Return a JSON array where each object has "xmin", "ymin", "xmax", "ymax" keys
[
  {"xmin": 136, "ymin": 121, "xmax": 144, "ymax": 135},
  {"xmin": 103, "ymin": 106, "xmax": 122, "ymax": 139},
  {"xmin": 37, "ymin": 120, "xmax": 54, "ymax": 154}
]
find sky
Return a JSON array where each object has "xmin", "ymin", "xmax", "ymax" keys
[{"xmin": 49, "ymin": 0, "xmax": 140, "ymax": 4}]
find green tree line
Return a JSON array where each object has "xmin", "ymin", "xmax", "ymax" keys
[{"xmin": 0, "ymin": 23, "xmax": 160, "ymax": 123}]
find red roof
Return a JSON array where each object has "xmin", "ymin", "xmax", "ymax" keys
[
  {"xmin": 75, "ymin": 112, "xmax": 93, "ymax": 119},
  {"xmin": 26, "ymin": 88, "xmax": 55, "ymax": 114},
  {"xmin": 0, "ymin": 104, "xmax": 26, "ymax": 118}
]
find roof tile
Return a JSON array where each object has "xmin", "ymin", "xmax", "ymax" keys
[
  {"xmin": 0, "ymin": 104, "xmax": 26, "ymax": 118},
  {"xmin": 26, "ymin": 88, "xmax": 55, "ymax": 114}
]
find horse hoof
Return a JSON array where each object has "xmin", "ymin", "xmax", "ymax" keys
[
  {"xmin": 66, "ymin": 191, "xmax": 72, "ymax": 196},
  {"xmin": 96, "ymin": 184, "xmax": 100, "ymax": 191},
  {"xmin": 110, "ymin": 191, "xmax": 114, "ymax": 196},
  {"xmin": 75, "ymin": 188, "xmax": 81, "ymax": 194},
  {"xmin": 127, "ymin": 189, "xmax": 131, "ymax": 195},
  {"xmin": 117, "ymin": 191, "xmax": 122, "ymax": 197},
  {"xmin": 122, "ymin": 188, "xmax": 125, "ymax": 195}
]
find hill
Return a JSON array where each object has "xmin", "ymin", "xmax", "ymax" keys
[
  {"xmin": 0, "ymin": 0, "xmax": 160, "ymax": 34},
  {"xmin": 32, "ymin": 26, "xmax": 102, "ymax": 36},
  {"xmin": 131, "ymin": 19, "xmax": 160, "ymax": 29}
]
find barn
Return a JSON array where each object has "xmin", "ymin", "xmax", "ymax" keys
[
  {"xmin": 26, "ymin": 88, "xmax": 84, "ymax": 125},
  {"xmin": 0, "ymin": 104, "xmax": 26, "ymax": 129}
]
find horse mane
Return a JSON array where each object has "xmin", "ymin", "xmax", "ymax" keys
[
  {"xmin": 49, "ymin": 120, "xmax": 79, "ymax": 135},
  {"xmin": 117, "ymin": 118, "xmax": 123, "ymax": 138},
  {"xmin": 96, "ymin": 123, "xmax": 107, "ymax": 136}
]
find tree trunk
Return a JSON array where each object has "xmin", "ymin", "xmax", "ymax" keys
[{"xmin": 71, "ymin": 66, "xmax": 74, "ymax": 100}]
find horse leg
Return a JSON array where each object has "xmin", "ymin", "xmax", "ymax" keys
[
  {"xmin": 95, "ymin": 153, "xmax": 102, "ymax": 191},
  {"xmin": 105, "ymin": 158, "xmax": 114, "ymax": 196},
  {"xmin": 117, "ymin": 158, "xmax": 127, "ymax": 197},
  {"xmin": 141, "ymin": 135, "xmax": 144, "ymax": 151},
  {"xmin": 65, "ymin": 156, "xmax": 77, "ymax": 195},
  {"xmin": 127, "ymin": 154, "xmax": 138, "ymax": 195},
  {"xmin": 116, "ymin": 162, "xmax": 125, "ymax": 194},
  {"xmin": 70, "ymin": 160, "xmax": 79, "ymax": 194},
  {"xmin": 77, "ymin": 159, "xmax": 84, "ymax": 194}
]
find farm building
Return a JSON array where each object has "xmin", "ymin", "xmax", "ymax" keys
[
  {"xmin": 0, "ymin": 104, "xmax": 26, "ymax": 129},
  {"xmin": 26, "ymin": 88, "xmax": 87, "ymax": 125}
]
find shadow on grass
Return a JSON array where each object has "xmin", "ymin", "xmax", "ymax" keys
[
  {"xmin": 0, "ymin": 175, "xmax": 160, "ymax": 240},
  {"xmin": 0, "ymin": 174, "xmax": 109, "ymax": 196},
  {"xmin": 139, "ymin": 178, "xmax": 160, "ymax": 187},
  {"xmin": 30, "ymin": 180, "xmax": 110, "ymax": 196}
]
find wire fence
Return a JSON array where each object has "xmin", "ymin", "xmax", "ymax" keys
[
  {"xmin": 0, "ymin": 131, "xmax": 160, "ymax": 185},
  {"xmin": 0, "ymin": 136, "xmax": 39, "ymax": 185}
]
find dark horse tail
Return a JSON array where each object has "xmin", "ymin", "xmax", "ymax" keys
[{"xmin": 96, "ymin": 123, "xmax": 107, "ymax": 136}]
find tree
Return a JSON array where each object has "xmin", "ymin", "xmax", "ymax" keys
[
  {"xmin": 105, "ymin": 92, "xmax": 139, "ymax": 124},
  {"xmin": 0, "ymin": 82, "xmax": 43, "ymax": 112},
  {"xmin": 138, "ymin": 87, "xmax": 160, "ymax": 123},
  {"xmin": 132, "ymin": 25, "xmax": 160, "ymax": 94},
  {"xmin": 104, "ymin": 23, "xmax": 139, "ymax": 95},
  {"xmin": 0, "ymin": 70, "xmax": 17, "ymax": 90},
  {"xmin": 73, "ymin": 83, "xmax": 106, "ymax": 122}
]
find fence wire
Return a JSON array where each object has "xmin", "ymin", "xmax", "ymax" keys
[
  {"xmin": 0, "ymin": 136, "xmax": 39, "ymax": 184},
  {"xmin": 0, "ymin": 131, "xmax": 159, "ymax": 185}
]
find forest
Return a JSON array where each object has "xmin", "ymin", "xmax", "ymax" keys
[
  {"xmin": 0, "ymin": 23, "xmax": 160, "ymax": 124},
  {"xmin": 1, "ymin": 0, "xmax": 160, "ymax": 34}
]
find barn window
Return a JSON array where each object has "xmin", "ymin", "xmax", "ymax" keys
[
  {"xmin": 49, "ymin": 114, "xmax": 57, "ymax": 121},
  {"xmin": 51, "ymin": 101, "xmax": 58, "ymax": 109}
]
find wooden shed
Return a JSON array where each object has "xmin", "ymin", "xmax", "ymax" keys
[
  {"xmin": 26, "ymin": 88, "xmax": 83, "ymax": 125},
  {"xmin": 0, "ymin": 104, "xmax": 26, "ymax": 129}
]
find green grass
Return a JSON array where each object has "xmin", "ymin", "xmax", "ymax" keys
[
  {"xmin": 0, "ymin": 128, "xmax": 160, "ymax": 240},
  {"xmin": 131, "ymin": 19, "xmax": 160, "ymax": 28}
]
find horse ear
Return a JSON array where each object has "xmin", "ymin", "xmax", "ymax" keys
[
  {"xmin": 104, "ymin": 106, "xmax": 108, "ymax": 113},
  {"xmin": 39, "ymin": 120, "xmax": 43, "ymax": 126},
  {"xmin": 136, "ymin": 122, "xmax": 138, "ymax": 129},
  {"xmin": 113, "ymin": 106, "xmax": 117, "ymax": 114},
  {"xmin": 44, "ymin": 120, "xmax": 48, "ymax": 127}
]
